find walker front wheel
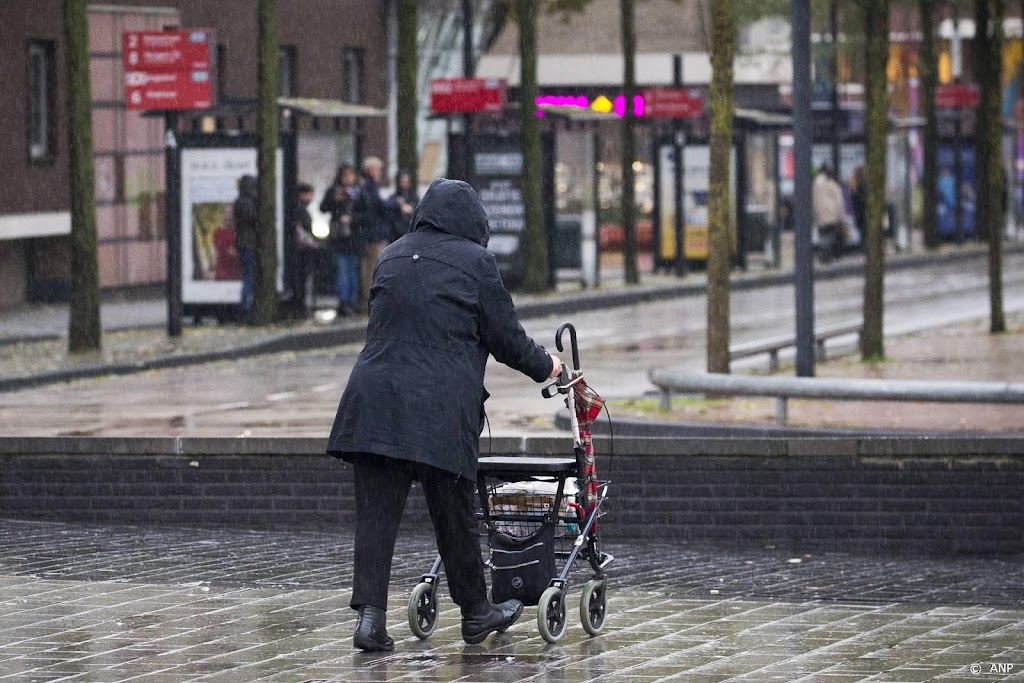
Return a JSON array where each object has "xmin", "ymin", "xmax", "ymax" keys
[
  {"xmin": 580, "ymin": 579, "xmax": 607, "ymax": 636},
  {"xmin": 537, "ymin": 586, "xmax": 567, "ymax": 643},
  {"xmin": 408, "ymin": 581, "xmax": 438, "ymax": 639}
]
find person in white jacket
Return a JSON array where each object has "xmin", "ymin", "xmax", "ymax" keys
[{"xmin": 812, "ymin": 165, "xmax": 847, "ymax": 261}]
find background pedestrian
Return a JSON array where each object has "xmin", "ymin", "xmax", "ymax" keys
[
  {"xmin": 320, "ymin": 165, "xmax": 361, "ymax": 318},
  {"xmin": 232, "ymin": 174, "xmax": 258, "ymax": 319},
  {"xmin": 351, "ymin": 157, "xmax": 391, "ymax": 314}
]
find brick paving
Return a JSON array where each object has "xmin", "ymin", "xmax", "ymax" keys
[{"xmin": 1, "ymin": 519, "xmax": 1023, "ymax": 682}]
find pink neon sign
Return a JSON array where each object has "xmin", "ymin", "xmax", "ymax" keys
[{"xmin": 535, "ymin": 94, "xmax": 645, "ymax": 117}]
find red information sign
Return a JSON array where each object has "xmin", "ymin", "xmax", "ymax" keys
[
  {"xmin": 123, "ymin": 29, "xmax": 215, "ymax": 111},
  {"xmin": 642, "ymin": 88, "xmax": 704, "ymax": 119},
  {"xmin": 430, "ymin": 78, "xmax": 507, "ymax": 114},
  {"xmin": 123, "ymin": 29, "xmax": 213, "ymax": 71},
  {"xmin": 935, "ymin": 83, "xmax": 980, "ymax": 109},
  {"xmin": 125, "ymin": 70, "xmax": 214, "ymax": 111}
]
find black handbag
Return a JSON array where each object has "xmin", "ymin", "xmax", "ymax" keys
[{"xmin": 489, "ymin": 524, "xmax": 555, "ymax": 606}]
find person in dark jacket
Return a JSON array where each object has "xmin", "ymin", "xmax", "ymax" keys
[
  {"xmin": 351, "ymin": 156, "xmax": 391, "ymax": 313},
  {"xmin": 328, "ymin": 178, "xmax": 562, "ymax": 651},
  {"xmin": 232, "ymin": 175, "xmax": 258, "ymax": 314},
  {"xmin": 320, "ymin": 164, "xmax": 361, "ymax": 317},
  {"xmin": 386, "ymin": 169, "xmax": 419, "ymax": 242},
  {"xmin": 287, "ymin": 183, "xmax": 318, "ymax": 319}
]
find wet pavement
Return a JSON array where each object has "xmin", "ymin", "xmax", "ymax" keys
[
  {"xmin": 1, "ymin": 519, "xmax": 1022, "ymax": 682},
  {"xmin": 2, "ymin": 251, "xmax": 1023, "ymax": 439}
]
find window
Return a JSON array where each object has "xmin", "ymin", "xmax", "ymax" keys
[
  {"xmin": 216, "ymin": 44, "xmax": 227, "ymax": 98},
  {"xmin": 278, "ymin": 45, "xmax": 296, "ymax": 97},
  {"xmin": 343, "ymin": 47, "xmax": 364, "ymax": 103},
  {"xmin": 28, "ymin": 40, "xmax": 55, "ymax": 161}
]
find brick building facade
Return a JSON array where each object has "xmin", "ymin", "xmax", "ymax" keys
[{"xmin": 0, "ymin": 0, "xmax": 389, "ymax": 309}]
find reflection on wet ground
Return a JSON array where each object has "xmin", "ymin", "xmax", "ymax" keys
[{"xmin": 0, "ymin": 520, "xmax": 1022, "ymax": 682}]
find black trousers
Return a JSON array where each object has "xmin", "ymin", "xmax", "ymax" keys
[{"xmin": 350, "ymin": 454, "xmax": 487, "ymax": 611}]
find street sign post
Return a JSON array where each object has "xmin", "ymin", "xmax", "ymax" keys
[
  {"xmin": 123, "ymin": 28, "xmax": 216, "ymax": 112},
  {"xmin": 430, "ymin": 78, "xmax": 507, "ymax": 114},
  {"xmin": 935, "ymin": 83, "xmax": 979, "ymax": 109}
]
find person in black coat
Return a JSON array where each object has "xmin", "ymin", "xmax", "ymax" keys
[
  {"xmin": 351, "ymin": 157, "xmax": 392, "ymax": 313},
  {"xmin": 328, "ymin": 178, "xmax": 562, "ymax": 651},
  {"xmin": 386, "ymin": 169, "xmax": 419, "ymax": 242}
]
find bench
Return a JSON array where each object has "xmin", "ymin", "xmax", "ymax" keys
[{"xmin": 729, "ymin": 319, "xmax": 863, "ymax": 371}]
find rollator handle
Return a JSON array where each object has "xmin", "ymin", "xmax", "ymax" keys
[{"xmin": 541, "ymin": 365, "xmax": 572, "ymax": 399}]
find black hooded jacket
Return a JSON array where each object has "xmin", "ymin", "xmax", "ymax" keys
[
  {"xmin": 327, "ymin": 178, "xmax": 552, "ymax": 478},
  {"xmin": 233, "ymin": 175, "xmax": 258, "ymax": 250}
]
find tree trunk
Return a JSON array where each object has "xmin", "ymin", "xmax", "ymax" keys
[
  {"xmin": 397, "ymin": 0, "xmax": 419, "ymax": 188},
  {"xmin": 975, "ymin": 0, "xmax": 991, "ymax": 243},
  {"xmin": 861, "ymin": 0, "xmax": 888, "ymax": 360},
  {"xmin": 982, "ymin": 0, "xmax": 1007, "ymax": 332},
  {"xmin": 518, "ymin": 0, "xmax": 550, "ymax": 292},
  {"xmin": 706, "ymin": 0, "xmax": 735, "ymax": 374},
  {"xmin": 620, "ymin": 0, "xmax": 639, "ymax": 285},
  {"xmin": 254, "ymin": 0, "xmax": 279, "ymax": 325},
  {"xmin": 920, "ymin": 0, "xmax": 941, "ymax": 250},
  {"xmin": 63, "ymin": 0, "xmax": 101, "ymax": 353}
]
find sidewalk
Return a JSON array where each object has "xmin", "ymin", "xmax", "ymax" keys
[
  {"xmin": 0, "ymin": 518, "xmax": 1022, "ymax": 682},
  {"xmin": 0, "ymin": 239, "xmax": 1016, "ymax": 393}
]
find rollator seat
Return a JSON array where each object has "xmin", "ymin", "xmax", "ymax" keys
[{"xmin": 478, "ymin": 456, "xmax": 577, "ymax": 476}]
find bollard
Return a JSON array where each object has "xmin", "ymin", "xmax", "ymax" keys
[
  {"xmin": 660, "ymin": 389, "xmax": 672, "ymax": 412},
  {"xmin": 775, "ymin": 396, "xmax": 788, "ymax": 423}
]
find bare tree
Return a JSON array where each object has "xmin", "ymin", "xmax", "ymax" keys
[
  {"xmin": 620, "ymin": 0, "xmax": 640, "ymax": 285},
  {"xmin": 861, "ymin": 0, "xmax": 889, "ymax": 360},
  {"xmin": 706, "ymin": 0, "xmax": 737, "ymax": 373},
  {"xmin": 254, "ymin": 0, "xmax": 279, "ymax": 325},
  {"xmin": 63, "ymin": 0, "xmax": 101, "ymax": 352},
  {"xmin": 975, "ymin": 0, "xmax": 1006, "ymax": 332},
  {"xmin": 397, "ymin": 0, "xmax": 419, "ymax": 188},
  {"xmin": 518, "ymin": 0, "xmax": 550, "ymax": 292}
]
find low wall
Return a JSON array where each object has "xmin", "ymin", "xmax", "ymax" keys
[{"xmin": 1, "ymin": 437, "xmax": 1022, "ymax": 555}]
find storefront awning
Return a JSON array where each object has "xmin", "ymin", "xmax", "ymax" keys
[{"xmin": 277, "ymin": 98, "xmax": 386, "ymax": 119}]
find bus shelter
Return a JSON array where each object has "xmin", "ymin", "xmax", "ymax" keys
[{"xmin": 157, "ymin": 98, "xmax": 385, "ymax": 330}]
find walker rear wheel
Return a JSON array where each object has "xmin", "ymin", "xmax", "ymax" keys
[
  {"xmin": 579, "ymin": 579, "xmax": 606, "ymax": 636},
  {"xmin": 537, "ymin": 586, "xmax": 567, "ymax": 643},
  {"xmin": 408, "ymin": 581, "xmax": 438, "ymax": 639}
]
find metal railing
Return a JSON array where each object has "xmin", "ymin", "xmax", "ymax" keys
[
  {"xmin": 648, "ymin": 370, "xmax": 1024, "ymax": 424},
  {"xmin": 729, "ymin": 320, "xmax": 863, "ymax": 371}
]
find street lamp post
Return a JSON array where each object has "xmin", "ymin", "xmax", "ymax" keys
[{"xmin": 792, "ymin": 0, "xmax": 816, "ymax": 377}]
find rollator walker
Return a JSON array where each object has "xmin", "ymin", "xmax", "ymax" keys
[{"xmin": 407, "ymin": 323, "xmax": 614, "ymax": 644}]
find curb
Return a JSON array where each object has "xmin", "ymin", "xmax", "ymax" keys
[{"xmin": 2, "ymin": 243, "xmax": 1020, "ymax": 393}]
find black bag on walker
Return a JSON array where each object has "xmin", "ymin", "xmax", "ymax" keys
[{"xmin": 488, "ymin": 525, "xmax": 555, "ymax": 606}]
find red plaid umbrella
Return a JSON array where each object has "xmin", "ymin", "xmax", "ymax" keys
[{"xmin": 567, "ymin": 377, "xmax": 604, "ymax": 524}]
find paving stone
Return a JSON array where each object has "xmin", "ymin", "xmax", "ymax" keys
[{"xmin": 1, "ymin": 519, "xmax": 1023, "ymax": 681}]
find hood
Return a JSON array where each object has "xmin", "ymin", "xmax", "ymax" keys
[
  {"xmin": 412, "ymin": 178, "xmax": 489, "ymax": 247},
  {"xmin": 238, "ymin": 174, "xmax": 257, "ymax": 198}
]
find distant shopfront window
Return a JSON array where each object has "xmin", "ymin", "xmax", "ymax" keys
[
  {"xmin": 344, "ymin": 47, "xmax": 363, "ymax": 103},
  {"xmin": 28, "ymin": 40, "xmax": 55, "ymax": 161},
  {"xmin": 278, "ymin": 45, "xmax": 296, "ymax": 97}
]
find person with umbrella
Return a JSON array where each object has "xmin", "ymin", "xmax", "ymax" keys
[{"xmin": 328, "ymin": 178, "xmax": 562, "ymax": 651}]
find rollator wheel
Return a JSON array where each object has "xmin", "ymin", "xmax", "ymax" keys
[
  {"xmin": 537, "ymin": 586, "xmax": 567, "ymax": 644},
  {"xmin": 408, "ymin": 581, "xmax": 439, "ymax": 639},
  {"xmin": 579, "ymin": 579, "xmax": 607, "ymax": 636}
]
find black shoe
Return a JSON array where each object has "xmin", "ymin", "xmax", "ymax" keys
[
  {"xmin": 336, "ymin": 304, "xmax": 350, "ymax": 318},
  {"xmin": 461, "ymin": 599, "xmax": 524, "ymax": 645},
  {"xmin": 353, "ymin": 605, "xmax": 394, "ymax": 652}
]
